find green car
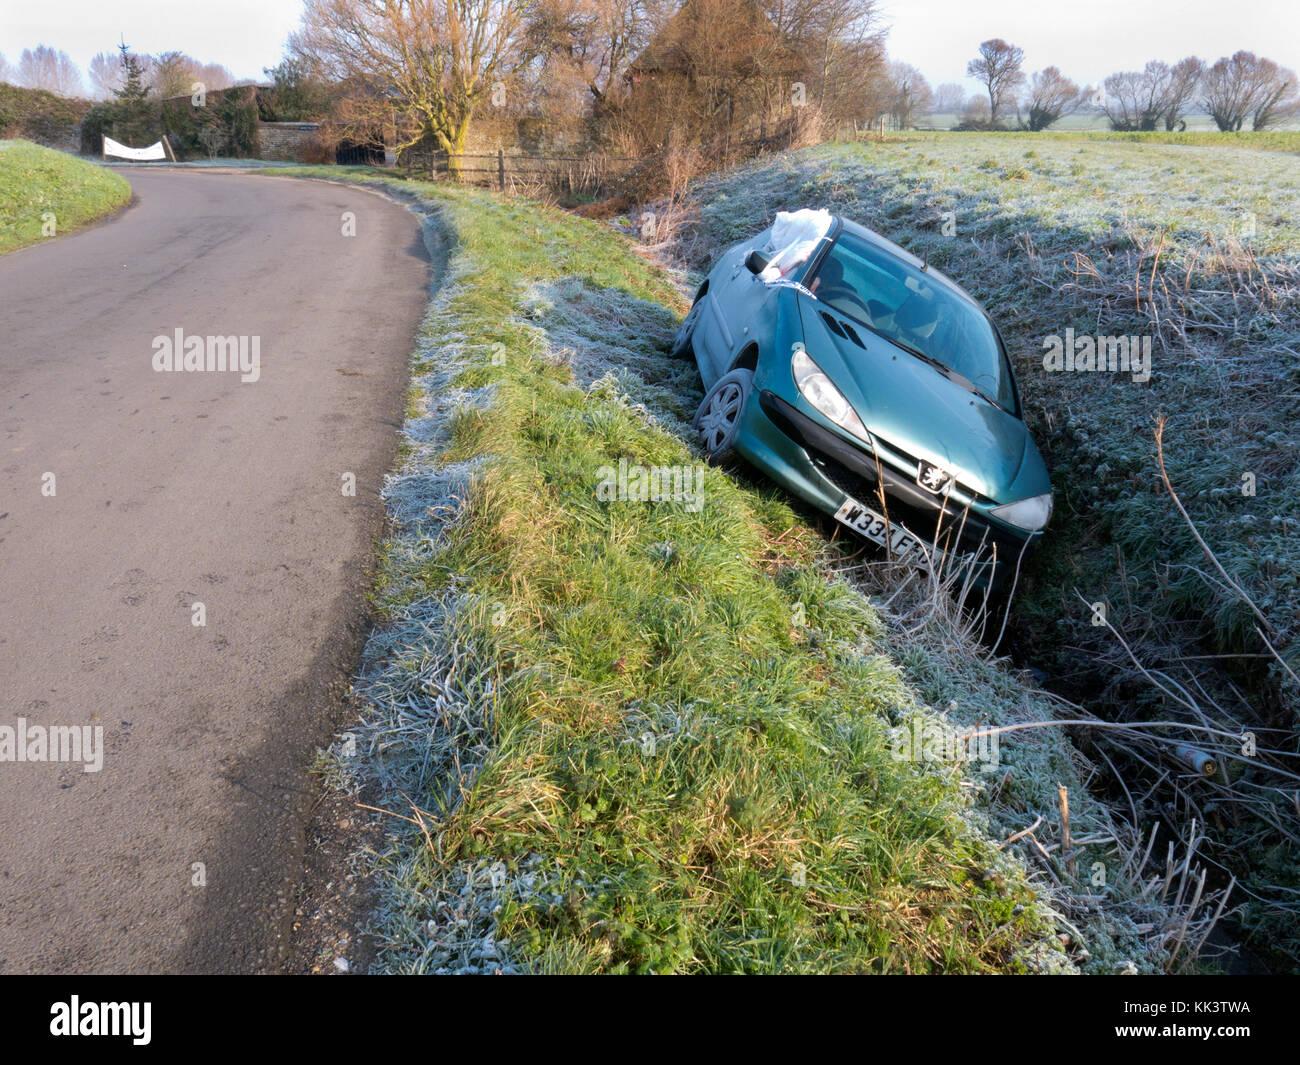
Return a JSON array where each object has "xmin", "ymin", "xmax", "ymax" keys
[{"xmin": 671, "ymin": 212, "xmax": 1052, "ymax": 586}]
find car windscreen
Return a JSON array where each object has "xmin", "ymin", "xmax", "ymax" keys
[{"xmin": 807, "ymin": 232, "xmax": 1016, "ymax": 411}]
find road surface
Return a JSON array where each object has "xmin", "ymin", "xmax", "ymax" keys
[{"xmin": 0, "ymin": 169, "xmax": 430, "ymax": 972}]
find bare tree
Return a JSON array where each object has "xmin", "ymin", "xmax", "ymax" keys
[
  {"xmin": 145, "ymin": 52, "xmax": 234, "ymax": 98},
  {"xmin": 289, "ymin": 0, "xmax": 534, "ymax": 167},
  {"xmin": 966, "ymin": 38, "xmax": 1023, "ymax": 124},
  {"xmin": 1160, "ymin": 56, "xmax": 1204, "ymax": 130},
  {"xmin": 1202, "ymin": 51, "xmax": 1299, "ymax": 131},
  {"xmin": 1250, "ymin": 62, "xmax": 1299, "ymax": 130},
  {"xmin": 515, "ymin": 0, "xmax": 660, "ymax": 149},
  {"xmin": 884, "ymin": 61, "xmax": 932, "ymax": 129},
  {"xmin": 610, "ymin": 0, "xmax": 876, "ymax": 156},
  {"xmin": 18, "ymin": 45, "xmax": 84, "ymax": 96},
  {"xmin": 1102, "ymin": 61, "xmax": 1170, "ymax": 131},
  {"xmin": 1202, "ymin": 53, "xmax": 1253, "ymax": 131},
  {"xmin": 0, "ymin": 53, "xmax": 15, "ymax": 85},
  {"xmin": 1201, "ymin": 51, "xmax": 1296, "ymax": 131},
  {"xmin": 87, "ymin": 51, "xmax": 125, "ymax": 98},
  {"xmin": 739, "ymin": 0, "xmax": 887, "ymax": 131},
  {"xmin": 526, "ymin": 0, "xmax": 657, "ymax": 104},
  {"xmin": 150, "ymin": 51, "xmax": 201, "ymax": 99},
  {"xmin": 1022, "ymin": 66, "xmax": 1082, "ymax": 130},
  {"xmin": 195, "ymin": 62, "xmax": 236, "ymax": 92},
  {"xmin": 933, "ymin": 82, "xmax": 965, "ymax": 114},
  {"xmin": 657, "ymin": 0, "xmax": 802, "ymax": 132}
]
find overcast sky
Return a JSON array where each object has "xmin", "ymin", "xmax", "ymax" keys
[{"xmin": 1, "ymin": 0, "xmax": 1298, "ymax": 92}]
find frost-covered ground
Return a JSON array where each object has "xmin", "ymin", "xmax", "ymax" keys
[
  {"xmin": 342, "ymin": 178, "xmax": 1225, "ymax": 972},
  {"xmin": 682, "ymin": 134, "xmax": 1300, "ymax": 965}
]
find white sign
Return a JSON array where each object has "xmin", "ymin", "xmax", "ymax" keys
[{"xmin": 103, "ymin": 136, "xmax": 167, "ymax": 161}]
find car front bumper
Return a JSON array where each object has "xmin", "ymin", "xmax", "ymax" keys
[{"xmin": 732, "ymin": 388, "xmax": 1040, "ymax": 584}]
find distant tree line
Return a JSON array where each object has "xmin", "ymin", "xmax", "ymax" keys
[
  {"xmin": 9, "ymin": 9, "xmax": 1295, "ymax": 176},
  {"xmin": 0, "ymin": 43, "xmax": 236, "ymax": 101},
  {"xmin": 946, "ymin": 38, "xmax": 1298, "ymax": 132}
]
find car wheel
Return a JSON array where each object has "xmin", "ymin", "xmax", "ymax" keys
[
  {"xmin": 668, "ymin": 298, "xmax": 705, "ymax": 359},
  {"xmin": 692, "ymin": 368, "xmax": 753, "ymax": 464}
]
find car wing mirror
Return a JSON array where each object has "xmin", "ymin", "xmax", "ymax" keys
[{"xmin": 745, "ymin": 249, "xmax": 770, "ymax": 275}]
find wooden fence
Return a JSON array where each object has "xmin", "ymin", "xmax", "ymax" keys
[{"xmin": 403, "ymin": 148, "xmax": 636, "ymax": 195}]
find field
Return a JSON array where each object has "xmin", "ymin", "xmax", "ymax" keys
[
  {"xmin": 678, "ymin": 131, "xmax": 1300, "ymax": 964},
  {"xmin": 0, "ymin": 139, "xmax": 130, "ymax": 254},
  {"xmin": 921, "ymin": 112, "xmax": 1300, "ymax": 135}
]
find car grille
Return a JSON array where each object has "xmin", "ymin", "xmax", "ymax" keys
[
  {"xmin": 865, "ymin": 434, "xmax": 995, "ymax": 507},
  {"xmin": 811, "ymin": 450, "xmax": 1026, "ymax": 567},
  {"xmin": 815, "ymin": 453, "xmax": 958, "ymax": 543},
  {"xmin": 757, "ymin": 389, "xmax": 1030, "ymax": 566}
]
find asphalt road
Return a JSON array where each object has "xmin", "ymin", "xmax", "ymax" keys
[{"xmin": 0, "ymin": 169, "xmax": 430, "ymax": 973}]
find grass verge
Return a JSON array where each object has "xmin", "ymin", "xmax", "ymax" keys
[
  {"xmin": 272, "ymin": 164, "xmax": 1212, "ymax": 973},
  {"xmin": 0, "ymin": 139, "xmax": 131, "ymax": 254}
]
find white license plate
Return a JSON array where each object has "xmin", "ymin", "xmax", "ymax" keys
[{"xmin": 834, "ymin": 495, "xmax": 929, "ymax": 570}]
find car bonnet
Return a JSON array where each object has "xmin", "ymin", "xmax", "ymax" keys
[{"xmin": 792, "ymin": 291, "xmax": 1046, "ymax": 502}]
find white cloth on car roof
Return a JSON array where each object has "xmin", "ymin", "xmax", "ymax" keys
[{"xmin": 759, "ymin": 208, "xmax": 833, "ymax": 282}]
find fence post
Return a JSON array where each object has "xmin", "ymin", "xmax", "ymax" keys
[{"xmin": 498, "ymin": 149, "xmax": 505, "ymax": 191}]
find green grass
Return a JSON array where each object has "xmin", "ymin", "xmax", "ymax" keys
[
  {"xmin": 686, "ymin": 132, "xmax": 1300, "ymax": 966},
  {"xmin": 408, "ymin": 190, "xmax": 1054, "ymax": 972},
  {"xmin": 0, "ymin": 139, "xmax": 131, "ymax": 254},
  {"xmin": 1044, "ymin": 129, "xmax": 1300, "ymax": 152},
  {"xmin": 917, "ymin": 114, "xmax": 1300, "ymax": 142},
  {"xmin": 269, "ymin": 163, "xmax": 1210, "ymax": 974}
]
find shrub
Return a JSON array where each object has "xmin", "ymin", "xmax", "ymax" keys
[{"xmin": 0, "ymin": 84, "xmax": 88, "ymax": 149}]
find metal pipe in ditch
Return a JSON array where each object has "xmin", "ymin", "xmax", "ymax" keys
[{"xmin": 1174, "ymin": 744, "xmax": 1218, "ymax": 778}]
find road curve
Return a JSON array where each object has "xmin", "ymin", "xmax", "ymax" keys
[{"xmin": 0, "ymin": 169, "xmax": 430, "ymax": 973}]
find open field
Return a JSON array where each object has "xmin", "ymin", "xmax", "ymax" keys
[
  {"xmin": 676, "ymin": 131, "xmax": 1300, "ymax": 965},
  {"xmin": 0, "ymin": 139, "xmax": 130, "ymax": 253},
  {"xmin": 921, "ymin": 113, "xmax": 1300, "ymax": 136},
  {"xmin": 897, "ymin": 129, "xmax": 1300, "ymax": 155}
]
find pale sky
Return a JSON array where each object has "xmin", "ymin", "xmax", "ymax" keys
[
  {"xmin": 880, "ymin": 0, "xmax": 1300, "ymax": 92},
  {"xmin": 0, "ymin": 0, "xmax": 303, "ymax": 83},
  {"xmin": 1, "ymin": 0, "xmax": 1298, "ymax": 92}
]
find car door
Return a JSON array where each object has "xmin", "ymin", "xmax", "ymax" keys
[{"xmin": 695, "ymin": 231, "xmax": 774, "ymax": 387}]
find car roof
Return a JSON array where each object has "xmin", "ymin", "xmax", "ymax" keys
[{"xmin": 831, "ymin": 215, "xmax": 984, "ymax": 312}]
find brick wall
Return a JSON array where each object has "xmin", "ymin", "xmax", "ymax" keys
[{"xmin": 257, "ymin": 122, "xmax": 323, "ymax": 162}]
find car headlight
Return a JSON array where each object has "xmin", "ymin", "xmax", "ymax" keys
[
  {"xmin": 990, "ymin": 492, "xmax": 1053, "ymax": 532},
  {"xmin": 791, "ymin": 348, "xmax": 870, "ymax": 442}
]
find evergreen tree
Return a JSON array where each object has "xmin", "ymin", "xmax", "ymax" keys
[{"xmin": 110, "ymin": 41, "xmax": 155, "ymax": 145}]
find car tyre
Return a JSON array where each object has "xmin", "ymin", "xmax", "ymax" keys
[
  {"xmin": 692, "ymin": 368, "xmax": 753, "ymax": 465},
  {"xmin": 668, "ymin": 298, "xmax": 705, "ymax": 359}
]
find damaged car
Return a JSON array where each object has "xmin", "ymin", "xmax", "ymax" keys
[{"xmin": 672, "ymin": 209, "xmax": 1052, "ymax": 586}]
